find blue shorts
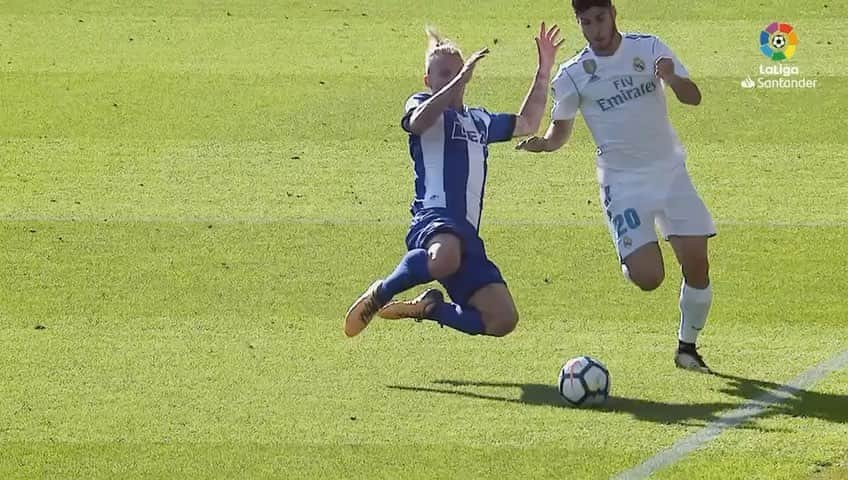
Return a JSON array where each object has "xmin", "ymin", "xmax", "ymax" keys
[{"xmin": 405, "ymin": 209, "xmax": 505, "ymax": 305}]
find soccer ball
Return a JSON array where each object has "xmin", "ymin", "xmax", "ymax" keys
[
  {"xmin": 557, "ymin": 356, "xmax": 610, "ymax": 407},
  {"xmin": 771, "ymin": 34, "xmax": 787, "ymax": 49}
]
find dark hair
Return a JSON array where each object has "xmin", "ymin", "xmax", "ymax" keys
[{"xmin": 572, "ymin": 0, "xmax": 612, "ymax": 14}]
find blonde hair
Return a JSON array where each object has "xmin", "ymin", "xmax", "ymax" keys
[{"xmin": 424, "ymin": 26, "xmax": 463, "ymax": 73}]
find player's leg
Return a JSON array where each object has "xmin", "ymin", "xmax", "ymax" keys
[
  {"xmin": 421, "ymin": 233, "xmax": 462, "ymax": 279},
  {"xmin": 379, "ymin": 231, "xmax": 516, "ymax": 337},
  {"xmin": 414, "ymin": 269, "xmax": 516, "ymax": 337},
  {"xmin": 467, "ymin": 283, "xmax": 518, "ymax": 337},
  {"xmin": 601, "ymin": 184, "xmax": 664, "ymax": 291},
  {"xmin": 621, "ymin": 243, "xmax": 664, "ymax": 291},
  {"xmin": 668, "ymin": 235, "xmax": 712, "ymax": 372},
  {"xmin": 376, "ymin": 231, "xmax": 462, "ymax": 303},
  {"xmin": 373, "ymin": 233, "xmax": 462, "ymax": 321},
  {"xmin": 670, "ymin": 235, "xmax": 710, "ymax": 287},
  {"xmin": 377, "ymin": 281, "xmax": 492, "ymax": 337},
  {"xmin": 658, "ymin": 169, "xmax": 717, "ymax": 372},
  {"xmin": 344, "ymin": 222, "xmax": 463, "ymax": 337}
]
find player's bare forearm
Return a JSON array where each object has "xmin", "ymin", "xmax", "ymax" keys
[
  {"xmin": 540, "ymin": 119, "xmax": 573, "ymax": 151},
  {"xmin": 408, "ymin": 48, "xmax": 489, "ymax": 135},
  {"xmin": 514, "ymin": 23, "xmax": 562, "ymax": 137},
  {"xmin": 667, "ymin": 75, "xmax": 702, "ymax": 106},
  {"xmin": 513, "ymin": 67, "xmax": 553, "ymax": 137},
  {"xmin": 407, "ymin": 77, "xmax": 466, "ymax": 134},
  {"xmin": 515, "ymin": 119, "xmax": 573, "ymax": 153}
]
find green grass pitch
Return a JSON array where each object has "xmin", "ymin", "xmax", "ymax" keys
[{"xmin": 1, "ymin": 0, "xmax": 846, "ymax": 478}]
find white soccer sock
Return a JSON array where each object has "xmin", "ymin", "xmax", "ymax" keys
[{"xmin": 678, "ymin": 280, "xmax": 712, "ymax": 344}]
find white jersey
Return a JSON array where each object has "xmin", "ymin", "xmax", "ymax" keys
[{"xmin": 551, "ymin": 33, "xmax": 690, "ymax": 181}]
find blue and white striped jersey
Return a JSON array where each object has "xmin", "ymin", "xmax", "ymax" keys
[{"xmin": 401, "ymin": 92, "xmax": 516, "ymax": 231}]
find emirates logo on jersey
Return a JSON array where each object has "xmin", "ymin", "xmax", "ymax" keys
[{"xmin": 596, "ymin": 76, "xmax": 658, "ymax": 112}]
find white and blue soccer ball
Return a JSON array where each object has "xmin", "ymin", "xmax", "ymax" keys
[{"xmin": 557, "ymin": 356, "xmax": 611, "ymax": 407}]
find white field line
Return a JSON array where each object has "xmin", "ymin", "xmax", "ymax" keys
[{"xmin": 612, "ymin": 349, "xmax": 848, "ymax": 480}]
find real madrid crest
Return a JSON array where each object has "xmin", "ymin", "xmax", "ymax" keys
[
  {"xmin": 583, "ymin": 59, "xmax": 600, "ymax": 82},
  {"xmin": 633, "ymin": 57, "xmax": 646, "ymax": 72}
]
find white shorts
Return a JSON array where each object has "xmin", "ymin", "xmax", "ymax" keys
[{"xmin": 598, "ymin": 166, "xmax": 716, "ymax": 262}]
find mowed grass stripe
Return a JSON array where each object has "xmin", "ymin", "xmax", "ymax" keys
[
  {"xmin": 1, "ymin": 216, "xmax": 848, "ymax": 227},
  {"xmin": 1, "ymin": 0, "xmax": 846, "ymax": 20},
  {"xmin": 1, "ymin": 14, "xmax": 845, "ymax": 75},
  {"xmin": 0, "ymin": 74, "xmax": 843, "ymax": 146},
  {"xmin": 1, "ymin": 138, "xmax": 845, "ymax": 224},
  {"xmin": 1, "ymin": 222, "xmax": 845, "ymax": 325}
]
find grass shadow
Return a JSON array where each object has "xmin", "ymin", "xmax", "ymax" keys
[
  {"xmin": 389, "ymin": 373, "xmax": 848, "ymax": 427},
  {"xmin": 388, "ymin": 380, "xmax": 736, "ymax": 425},
  {"xmin": 711, "ymin": 371, "xmax": 848, "ymax": 424}
]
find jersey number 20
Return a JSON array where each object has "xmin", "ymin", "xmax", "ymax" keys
[{"xmin": 608, "ymin": 208, "xmax": 641, "ymax": 238}]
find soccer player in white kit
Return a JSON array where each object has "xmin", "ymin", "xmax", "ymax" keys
[{"xmin": 517, "ymin": 0, "xmax": 716, "ymax": 372}]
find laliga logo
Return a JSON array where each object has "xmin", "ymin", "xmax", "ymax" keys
[
  {"xmin": 741, "ymin": 63, "xmax": 800, "ymax": 86},
  {"xmin": 760, "ymin": 22, "xmax": 798, "ymax": 61},
  {"xmin": 742, "ymin": 22, "xmax": 816, "ymax": 90}
]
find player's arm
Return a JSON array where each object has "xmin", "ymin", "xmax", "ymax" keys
[
  {"xmin": 652, "ymin": 37, "xmax": 701, "ymax": 106},
  {"xmin": 406, "ymin": 48, "xmax": 489, "ymax": 135},
  {"xmin": 514, "ymin": 119, "xmax": 574, "ymax": 152},
  {"xmin": 516, "ymin": 61, "xmax": 578, "ymax": 153},
  {"xmin": 513, "ymin": 23, "xmax": 564, "ymax": 137},
  {"xmin": 655, "ymin": 57, "xmax": 701, "ymax": 106}
]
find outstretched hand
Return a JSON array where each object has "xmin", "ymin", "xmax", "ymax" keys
[
  {"xmin": 536, "ymin": 22, "xmax": 564, "ymax": 72},
  {"xmin": 458, "ymin": 47, "xmax": 489, "ymax": 84}
]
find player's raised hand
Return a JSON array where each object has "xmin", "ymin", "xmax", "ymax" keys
[
  {"xmin": 514, "ymin": 135, "xmax": 549, "ymax": 152},
  {"xmin": 458, "ymin": 47, "xmax": 489, "ymax": 84},
  {"xmin": 536, "ymin": 22, "xmax": 564, "ymax": 72},
  {"xmin": 655, "ymin": 57, "xmax": 676, "ymax": 81}
]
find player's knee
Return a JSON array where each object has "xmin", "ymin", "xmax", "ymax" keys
[
  {"xmin": 428, "ymin": 251, "xmax": 460, "ymax": 279},
  {"xmin": 486, "ymin": 318, "xmax": 517, "ymax": 337},
  {"xmin": 427, "ymin": 242, "xmax": 461, "ymax": 279},
  {"xmin": 484, "ymin": 306, "xmax": 519, "ymax": 337},
  {"xmin": 630, "ymin": 268, "xmax": 664, "ymax": 291}
]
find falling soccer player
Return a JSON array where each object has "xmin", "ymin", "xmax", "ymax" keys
[{"xmin": 344, "ymin": 23, "xmax": 563, "ymax": 338}]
